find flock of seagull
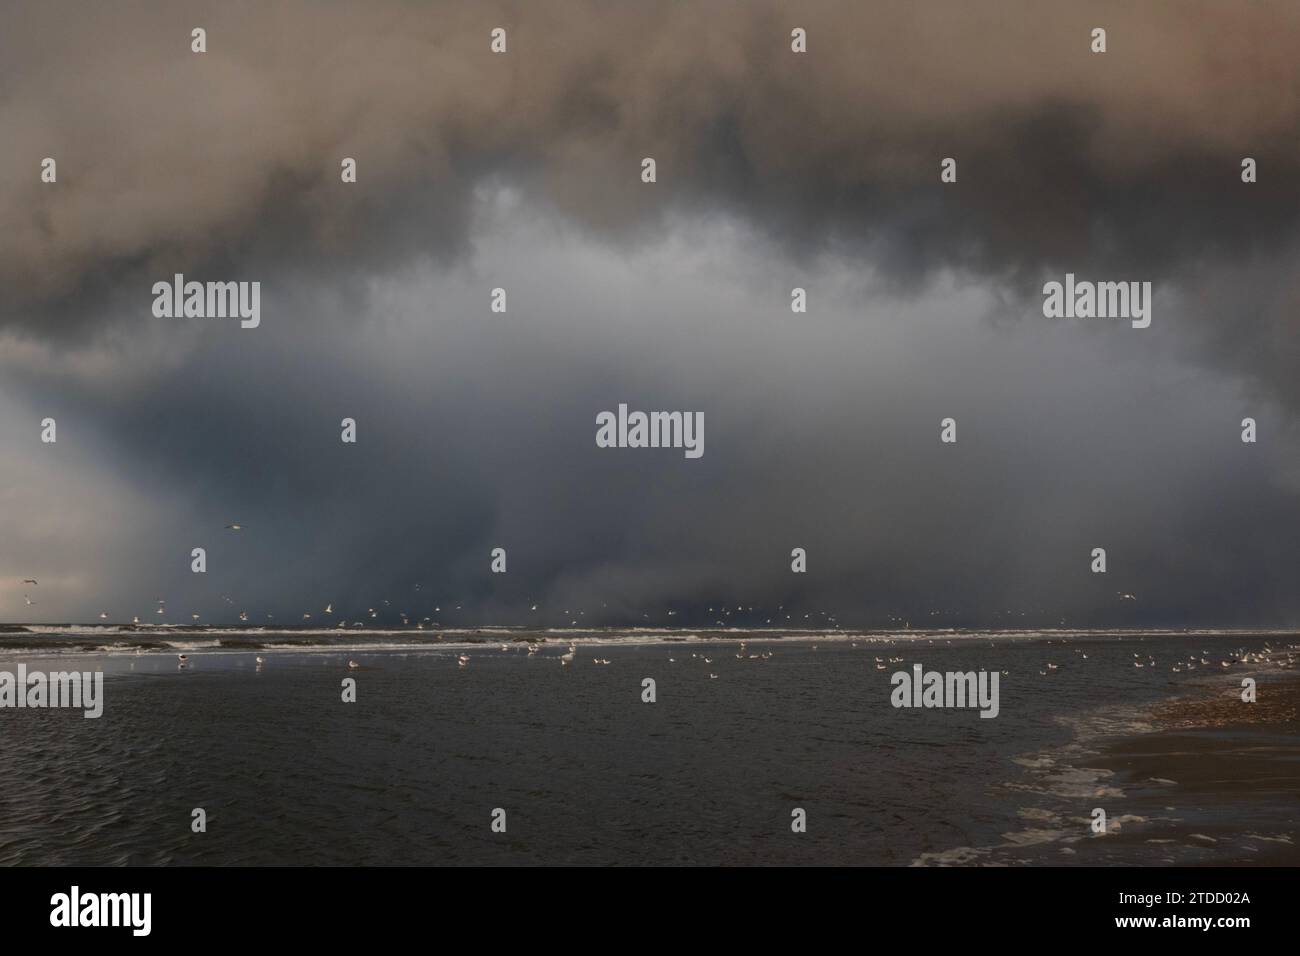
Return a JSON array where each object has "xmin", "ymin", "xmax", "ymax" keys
[
  {"xmin": 1027, "ymin": 642, "xmax": 1297, "ymax": 677},
  {"xmin": 17, "ymin": 525, "xmax": 1147, "ymax": 631},
  {"xmin": 15, "ymin": 555, "xmax": 1299, "ymax": 683},
  {"xmin": 154, "ymin": 634, "xmax": 1300, "ymax": 680},
  {"xmin": 100, "ymin": 602, "xmax": 845, "ymax": 629},
  {"xmin": 170, "ymin": 639, "xmax": 785, "ymax": 678},
  {"xmin": 409, "ymin": 641, "xmax": 779, "ymax": 680}
]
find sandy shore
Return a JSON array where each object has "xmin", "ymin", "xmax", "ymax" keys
[
  {"xmin": 1150, "ymin": 675, "xmax": 1300, "ymax": 729},
  {"xmin": 1095, "ymin": 675, "xmax": 1300, "ymax": 864}
]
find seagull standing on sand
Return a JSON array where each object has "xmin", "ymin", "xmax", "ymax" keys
[{"xmin": 560, "ymin": 644, "xmax": 576, "ymax": 667}]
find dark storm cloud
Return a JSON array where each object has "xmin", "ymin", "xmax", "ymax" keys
[
  {"xmin": 3, "ymin": 3, "xmax": 1298, "ymax": 329},
  {"xmin": 5, "ymin": 220, "xmax": 1297, "ymax": 627},
  {"xmin": 1, "ymin": 1, "xmax": 1298, "ymax": 625}
]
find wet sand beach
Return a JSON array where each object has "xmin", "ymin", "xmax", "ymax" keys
[{"xmin": 1090, "ymin": 676, "xmax": 1300, "ymax": 865}]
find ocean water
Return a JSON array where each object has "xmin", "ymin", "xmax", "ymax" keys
[{"xmin": 0, "ymin": 628, "xmax": 1295, "ymax": 865}]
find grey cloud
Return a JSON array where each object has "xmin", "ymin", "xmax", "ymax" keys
[
  {"xmin": 5, "ymin": 209, "xmax": 1298, "ymax": 625},
  {"xmin": 1, "ymin": 1, "xmax": 1297, "ymax": 626},
  {"xmin": 3, "ymin": 2, "xmax": 1298, "ymax": 308}
]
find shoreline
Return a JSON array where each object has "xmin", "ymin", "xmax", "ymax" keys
[{"xmin": 1093, "ymin": 674, "xmax": 1300, "ymax": 865}]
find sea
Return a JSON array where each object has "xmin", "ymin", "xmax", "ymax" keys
[{"xmin": 0, "ymin": 626, "xmax": 1296, "ymax": 865}]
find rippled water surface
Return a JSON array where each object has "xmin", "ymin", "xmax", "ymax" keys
[{"xmin": 1, "ymin": 629, "xmax": 1296, "ymax": 865}]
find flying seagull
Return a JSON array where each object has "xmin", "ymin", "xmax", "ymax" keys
[
  {"xmin": 21, "ymin": 579, "xmax": 37, "ymax": 585},
  {"xmin": 225, "ymin": 523, "xmax": 243, "ymax": 531}
]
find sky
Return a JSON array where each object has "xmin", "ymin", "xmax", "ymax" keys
[{"xmin": 1, "ymin": 0, "xmax": 1297, "ymax": 628}]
